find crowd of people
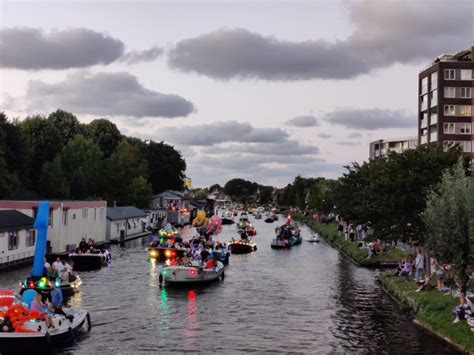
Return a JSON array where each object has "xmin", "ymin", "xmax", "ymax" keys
[{"xmin": 43, "ymin": 257, "xmax": 74, "ymax": 283}]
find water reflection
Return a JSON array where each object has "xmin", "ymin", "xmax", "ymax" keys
[{"xmin": 186, "ymin": 290, "xmax": 197, "ymax": 338}]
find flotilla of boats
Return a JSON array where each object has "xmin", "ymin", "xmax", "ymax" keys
[{"xmin": 1, "ymin": 201, "xmax": 318, "ymax": 352}]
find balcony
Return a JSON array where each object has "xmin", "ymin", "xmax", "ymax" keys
[
  {"xmin": 421, "ymin": 135, "xmax": 428, "ymax": 144},
  {"xmin": 430, "ymin": 114, "xmax": 438, "ymax": 125},
  {"xmin": 420, "ymin": 119, "xmax": 427, "ymax": 129},
  {"xmin": 430, "ymin": 132, "xmax": 438, "ymax": 142}
]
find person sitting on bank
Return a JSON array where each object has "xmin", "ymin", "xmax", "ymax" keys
[
  {"xmin": 453, "ymin": 293, "xmax": 472, "ymax": 323},
  {"xmin": 399, "ymin": 259, "xmax": 413, "ymax": 279}
]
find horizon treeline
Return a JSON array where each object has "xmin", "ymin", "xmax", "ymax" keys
[{"xmin": 0, "ymin": 109, "xmax": 186, "ymax": 208}]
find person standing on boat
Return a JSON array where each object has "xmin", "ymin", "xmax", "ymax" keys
[{"xmin": 50, "ymin": 282, "xmax": 67, "ymax": 317}]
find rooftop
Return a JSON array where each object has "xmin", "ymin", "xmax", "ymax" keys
[
  {"xmin": 0, "ymin": 210, "xmax": 34, "ymax": 232},
  {"xmin": 106, "ymin": 206, "xmax": 147, "ymax": 220}
]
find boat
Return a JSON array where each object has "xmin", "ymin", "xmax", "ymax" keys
[
  {"xmin": 272, "ymin": 213, "xmax": 279, "ymax": 221},
  {"xmin": 264, "ymin": 213, "xmax": 274, "ymax": 223},
  {"xmin": 148, "ymin": 224, "xmax": 186, "ymax": 263},
  {"xmin": 159, "ymin": 261, "xmax": 225, "ymax": 285},
  {"xmin": 254, "ymin": 212, "xmax": 262, "ymax": 219},
  {"xmin": 20, "ymin": 274, "xmax": 82, "ymax": 298},
  {"xmin": 0, "ymin": 296, "xmax": 91, "ymax": 353},
  {"xmin": 305, "ymin": 234, "xmax": 320, "ymax": 243},
  {"xmin": 271, "ymin": 220, "xmax": 302, "ymax": 249},
  {"xmin": 69, "ymin": 250, "xmax": 111, "ymax": 271},
  {"xmin": 221, "ymin": 210, "xmax": 235, "ymax": 225},
  {"xmin": 228, "ymin": 238, "xmax": 257, "ymax": 254}
]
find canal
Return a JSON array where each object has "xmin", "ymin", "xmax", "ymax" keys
[{"xmin": 0, "ymin": 218, "xmax": 454, "ymax": 353}]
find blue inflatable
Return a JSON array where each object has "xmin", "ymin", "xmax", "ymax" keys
[
  {"xmin": 22, "ymin": 289, "xmax": 37, "ymax": 307},
  {"xmin": 31, "ymin": 201, "xmax": 50, "ymax": 278}
]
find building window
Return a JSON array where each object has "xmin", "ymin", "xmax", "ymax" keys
[
  {"xmin": 48, "ymin": 210, "xmax": 53, "ymax": 227},
  {"xmin": 461, "ymin": 141, "xmax": 472, "ymax": 153},
  {"xmin": 444, "ymin": 105, "xmax": 455, "ymax": 116},
  {"xmin": 460, "ymin": 69, "xmax": 472, "ymax": 80},
  {"xmin": 430, "ymin": 71, "xmax": 438, "ymax": 90},
  {"xmin": 444, "ymin": 123, "xmax": 455, "ymax": 134},
  {"xmin": 421, "ymin": 77, "xmax": 428, "ymax": 94},
  {"xmin": 430, "ymin": 89, "xmax": 437, "ymax": 107},
  {"xmin": 444, "ymin": 87, "xmax": 455, "ymax": 98},
  {"xmin": 460, "ymin": 87, "xmax": 471, "ymax": 98},
  {"xmin": 460, "ymin": 123, "xmax": 471, "ymax": 134},
  {"xmin": 8, "ymin": 232, "xmax": 18, "ymax": 250},
  {"xmin": 420, "ymin": 94, "xmax": 428, "ymax": 111},
  {"xmin": 444, "ymin": 69, "xmax": 455, "ymax": 80},
  {"xmin": 63, "ymin": 210, "xmax": 68, "ymax": 226},
  {"xmin": 82, "ymin": 208, "xmax": 88, "ymax": 219},
  {"xmin": 26, "ymin": 230, "xmax": 36, "ymax": 247},
  {"xmin": 458, "ymin": 105, "xmax": 472, "ymax": 116}
]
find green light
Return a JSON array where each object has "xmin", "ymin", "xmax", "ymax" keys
[
  {"xmin": 162, "ymin": 269, "xmax": 167, "ymax": 275},
  {"xmin": 38, "ymin": 281, "xmax": 46, "ymax": 288}
]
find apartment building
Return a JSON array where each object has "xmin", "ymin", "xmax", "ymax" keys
[
  {"xmin": 418, "ymin": 47, "xmax": 474, "ymax": 159},
  {"xmin": 369, "ymin": 137, "xmax": 418, "ymax": 159}
]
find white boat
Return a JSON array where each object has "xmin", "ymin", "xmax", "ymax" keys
[
  {"xmin": 305, "ymin": 234, "xmax": 320, "ymax": 243},
  {"xmin": 0, "ymin": 309, "xmax": 91, "ymax": 352},
  {"xmin": 159, "ymin": 261, "xmax": 225, "ymax": 285}
]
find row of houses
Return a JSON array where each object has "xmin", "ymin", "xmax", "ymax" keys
[{"xmin": 0, "ymin": 190, "xmax": 222, "ymax": 268}]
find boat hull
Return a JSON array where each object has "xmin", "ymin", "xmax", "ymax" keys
[
  {"xmin": 148, "ymin": 247, "xmax": 185, "ymax": 263},
  {"xmin": 161, "ymin": 264, "xmax": 224, "ymax": 286},
  {"xmin": 70, "ymin": 254, "xmax": 108, "ymax": 271},
  {"xmin": 221, "ymin": 218, "xmax": 235, "ymax": 225},
  {"xmin": 228, "ymin": 240, "xmax": 257, "ymax": 254}
]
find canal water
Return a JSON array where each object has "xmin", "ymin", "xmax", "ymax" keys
[{"xmin": 0, "ymin": 218, "xmax": 454, "ymax": 354}]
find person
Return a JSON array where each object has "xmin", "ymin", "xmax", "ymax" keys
[
  {"xmin": 431, "ymin": 257, "xmax": 445, "ymax": 291},
  {"xmin": 58, "ymin": 259, "xmax": 73, "ymax": 282},
  {"xmin": 79, "ymin": 238, "xmax": 88, "ymax": 252},
  {"xmin": 30, "ymin": 293, "xmax": 53, "ymax": 328},
  {"xmin": 399, "ymin": 259, "xmax": 413, "ymax": 279},
  {"xmin": 52, "ymin": 257, "xmax": 62, "ymax": 272},
  {"xmin": 416, "ymin": 276, "xmax": 432, "ymax": 292},
  {"xmin": 415, "ymin": 249, "xmax": 425, "ymax": 283},
  {"xmin": 453, "ymin": 293, "xmax": 472, "ymax": 323},
  {"xmin": 44, "ymin": 258, "xmax": 51, "ymax": 272},
  {"xmin": 50, "ymin": 282, "xmax": 68, "ymax": 318}
]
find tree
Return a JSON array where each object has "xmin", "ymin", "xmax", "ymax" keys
[
  {"xmin": 62, "ymin": 134, "xmax": 103, "ymax": 196},
  {"xmin": 209, "ymin": 184, "xmax": 222, "ymax": 193},
  {"xmin": 39, "ymin": 155, "xmax": 69, "ymax": 198},
  {"xmin": 47, "ymin": 109, "xmax": 81, "ymax": 146},
  {"xmin": 128, "ymin": 176, "xmax": 154, "ymax": 209},
  {"xmin": 259, "ymin": 186, "xmax": 273, "ymax": 205},
  {"xmin": 307, "ymin": 179, "xmax": 339, "ymax": 214},
  {"xmin": 145, "ymin": 141, "xmax": 186, "ymax": 193},
  {"xmin": 224, "ymin": 178, "xmax": 258, "ymax": 202},
  {"xmin": 70, "ymin": 169, "xmax": 88, "ymax": 200},
  {"xmin": 334, "ymin": 144, "xmax": 463, "ymax": 240},
  {"xmin": 20, "ymin": 115, "xmax": 62, "ymax": 190},
  {"xmin": 423, "ymin": 160, "xmax": 473, "ymax": 293},
  {"xmin": 87, "ymin": 118, "xmax": 122, "ymax": 157}
]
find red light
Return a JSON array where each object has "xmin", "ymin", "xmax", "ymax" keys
[
  {"xmin": 29, "ymin": 281, "xmax": 34, "ymax": 288},
  {"xmin": 172, "ymin": 251, "xmax": 177, "ymax": 257},
  {"xmin": 188, "ymin": 268, "xmax": 196, "ymax": 276},
  {"xmin": 188, "ymin": 290, "xmax": 196, "ymax": 300}
]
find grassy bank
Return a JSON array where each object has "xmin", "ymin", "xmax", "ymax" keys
[
  {"xmin": 378, "ymin": 272, "xmax": 474, "ymax": 353},
  {"xmin": 292, "ymin": 214, "xmax": 410, "ymax": 267}
]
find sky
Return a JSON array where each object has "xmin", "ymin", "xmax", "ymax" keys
[{"xmin": 0, "ymin": 0, "xmax": 473, "ymax": 187}]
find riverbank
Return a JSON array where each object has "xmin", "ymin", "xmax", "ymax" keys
[
  {"xmin": 292, "ymin": 214, "xmax": 410, "ymax": 267},
  {"xmin": 378, "ymin": 271, "xmax": 474, "ymax": 354}
]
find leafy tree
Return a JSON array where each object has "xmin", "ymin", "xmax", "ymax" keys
[
  {"xmin": 88, "ymin": 118, "xmax": 122, "ymax": 157},
  {"xmin": 334, "ymin": 144, "xmax": 463, "ymax": 240},
  {"xmin": 70, "ymin": 169, "xmax": 88, "ymax": 200},
  {"xmin": 47, "ymin": 109, "xmax": 81, "ymax": 146},
  {"xmin": 224, "ymin": 178, "xmax": 258, "ymax": 202},
  {"xmin": 209, "ymin": 184, "xmax": 222, "ymax": 193},
  {"xmin": 39, "ymin": 155, "xmax": 69, "ymax": 198},
  {"xmin": 258, "ymin": 186, "xmax": 274, "ymax": 205},
  {"xmin": 20, "ymin": 115, "xmax": 62, "ymax": 190},
  {"xmin": 62, "ymin": 134, "xmax": 103, "ymax": 196},
  {"xmin": 146, "ymin": 141, "xmax": 186, "ymax": 193},
  {"xmin": 193, "ymin": 188, "xmax": 208, "ymax": 200},
  {"xmin": 128, "ymin": 176, "xmax": 154, "ymax": 209},
  {"xmin": 423, "ymin": 160, "xmax": 473, "ymax": 293},
  {"xmin": 307, "ymin": 179, "xmax": 339, "ymax": 214}
]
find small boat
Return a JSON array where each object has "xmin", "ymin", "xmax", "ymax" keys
[
  {"xmin": 159, "ymin": 261, "xmax": 225, "ymax": 285},
  {"xmin": 20, "ymin": 274, "xmax": 82, "ymax": 298},
  {"xmin": 221, "ymin": 210, "xmax": 235, "ymax": 225},
  {"xmin": 305, "ymin": 234, "xmax": 320, "ymax": 243},
  {"xmin": 148, "ymin": 224, "xmax": 185, "ymax": 263},
  {"xmin": 264, "ymin": 213, "xmax": 274, "ymax": 223},
  {"xmin": 272, "ymin": 214, "xmax": 279, "ymax": 221},
  {"xmin": 271, "ymin": 221, "xmax": 302, "ymax": 249},
  {"xmin": 69, "ymin": 251, "xmax": 111, "ymax": 271},
  {"xmin": 228, "ymin": 239, "xmax": 257, "ymax": 254},
  {"xmin": 254, "ymin": 212, "xmax": 262, "ymax": 219},
  {"xmin": 0, "ymin": 306, "xmax": 91, "ymax": 353}
]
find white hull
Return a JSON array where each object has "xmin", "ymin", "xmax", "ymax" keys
[{"xmin": 161, "ymin": 262, "xmax": 225, "ymax": 285}]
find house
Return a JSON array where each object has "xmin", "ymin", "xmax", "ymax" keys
[
  {"xmin": 0, "ymin": 200, "xmax": 107, "ymax": 257},
  {"xmin": 151, "ymin": 190, "xmax": 188, "ymax": 210},
  {"xmin": 0, "ymin": 210, "xmax": 35, "ymax": 268},
  {"xmin": 106, "ymin": 206, "xmax": 149, "ymax": 241}
]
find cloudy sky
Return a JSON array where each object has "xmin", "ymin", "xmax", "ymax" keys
[{"xmin": 0, "ymin": 0, "xmax": 472, "ymax": 187}]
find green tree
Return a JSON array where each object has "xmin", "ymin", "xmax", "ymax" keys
[
  {"xmin": 423, "ymin": 160, "xmax": 473, "ymax": 293},
  {"xmin": 70, "ymin": 169, "xmax": 88, "ymax": 200},
  {"xmin": 224, "ymin": 178, "xmax": 258, "ymax": 202},
  {"xmin": 258, "ymin": 186, "xmax": 274, "ymax": 205},
  {"xmin": 39, "ymin": 155, "xmax": 69, "ymax": 198},
  {"xmin": 87, "ymin": 118, "xmax": 122, "ymax": 157},
  {"xmin": 20, "ymin": 115, "xmax": 62, "ymax": 190},
  {"xmin": 128, "ymin": 176, "xmax": 154, "ymax": 209},
  {"xmin": 47, "ymin": 109, "xmax": 81, "ymax": 146},
  {"xmin": 307, "ymin": 178, "xmax": 339, "ymax": 214},
  {"xmin": 62, "ymin": 134, "xmax": 103, "ymax": 196},
  {"xmin": 146, "ymin": 141, "xmax": 186, "ymax": 193}
]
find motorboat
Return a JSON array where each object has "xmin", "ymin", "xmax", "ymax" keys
[
  {"xmin": 271, "ymin": 221, "xmax": 302, "ymax": 249},
  {"xmin": 69, "ymin": 250, "xmax": 111, "ymax": 271},
  {"xmin": 264, "ymin": 213, "xmax": 274, "ymax": 223},
  {"xmin": 148, "ymin": 224, "xmax": 185, "ymax": 263},
  {"xmin": 221, "ymin": 210, "xmax": 235, "ymax": 225},
  {"xmin": 254, "ymin": 212, "xmax": 262, "ymax": 220},
  {"xmin": 0, "ymin": 300, "xmax": 91, "ymax": 353},
  {"xmin": 305, "ymin": 234, "xmax": 320, "ymax": 243},
  {"xmin": 228, "ymin": 239, "xmax": 257, "ymax": 254},
  {"xmin": 272, "ymin": 213, "xmax": 279, "ymax": 221},
  {"xmin": 20, "ymin": 274, "xmax": 82, "ymax": 298},
  {"xmin": 159, "ymin": 261, "xmax": 225, "ymax": 286}
]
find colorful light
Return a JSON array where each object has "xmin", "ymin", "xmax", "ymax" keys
[
  {"xmin": 38, "ymin": 281, "xmax": 45, "ymax": 288},
  {"xmin": 150, "ymin": 250, "xmax": 158, "ymax": 257},
  {"xmin": 162, "ymin": 269, "xmax": 167, "ymax": 275},
  {"xmin": 55, "ymin": 281, "xmax": 60, "ymax": 287},
  {"xmin": 165, "ymin": 250, "xmax": 171, "ymax": 257},
  {"xmin": 188, "ymin": 290, "xmax": 196, "ymax": 300},
  {"xmin": 29, "ymin": 281, "xmax": 34, "ymax": 288},
  {"xmin": 188, "ymin": 269, "xmax": 197, "ymax": 276}
]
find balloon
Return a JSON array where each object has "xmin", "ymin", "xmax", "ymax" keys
[
  {"xmin": 0, "ymin": 290, "xmax": 15, "ymax": 308},
  {"xmin": 207, "ymin": 215, "xmax": 222, "ymax": 235},
  {"xmin": 192, "ymin": 210, "xmax": 208, "ymax": 227},
  {"xmin": 32, "ymin": 201, "xmax": 50, "ymax": 277},
  {"xmin": 21, "ymin": 289, "xmax": 37, "ymax": 307}
]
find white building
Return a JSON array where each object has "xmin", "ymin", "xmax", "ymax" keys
[
  {"xmin": 0, "ymin": 200, "xmax": 107, "ymax": 256},
  {"xmin": 369, "ymin": 137, "xmax": 418, "ymax": 159},
  {"xmin": 0, "ymin": 210, "xmax": 35, "ymax": 268},
  {"xmin": 106, "ymin": 206, "xmax": 148, "ymax": 241}
]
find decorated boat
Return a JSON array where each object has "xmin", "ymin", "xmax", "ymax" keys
[
  {"xmin": 228, "ymin": 238, "xmax": 257, "ymax": 254},
  {"xmin": 254, "ymin": 212, "xmax": 262, "ymax": 220},
  {"xmin": 20, "ymin": 274, "xmax": 81, "ymax": 298},
  {"xmin": 271, "ymin": 218, "xmax": 302, "ymax": 249},
  {"xmin": 159, "ymin": 261, "xmax": 225, "ymax": 286},
  {"xmin": 236, "ymin": 215, "xmax": 257, "ymax": 237},
  {"xmin": 69, "ymin": 239, "xmax": 111, "ymax": 271},
  {"xmin": 148, "ymin": 224, "xmax": 186, "ymax": 263},
  {"xmin": 0, "ymin": 290, "xmax": 91, "ymax": 353},
  {"xmin": 221, "ymin": 210, "xmax": 235, "ymax": 225}
]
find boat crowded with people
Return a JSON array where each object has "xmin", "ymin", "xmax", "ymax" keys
[
  {"xmin": 159, "ymin": 259, "xmax": 225, "ymax": 286},
  {"xmin": 148, "ymin": 224, "xmax": 186, "ymax": 263},
  {"xmin": 271, "ymin": 218, "xmax": 302, "ymax": 249},
  {"xmin": 69, "ymin": 238, "xmax": 111, "ymax": 271},
  {"xmin": 228, "ymin": 238, "xmax": 257, "ymax": 254}
]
